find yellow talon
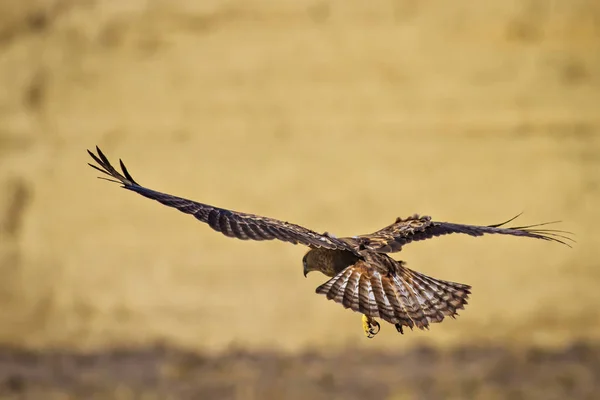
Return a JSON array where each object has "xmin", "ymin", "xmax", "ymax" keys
[
  {"xmin": 362, "ymin": 314, "xmax": 370, "ymax": 337},
  {"xmin": 362, "ymin": 315, "xmax": 380, "ymax": 338}
]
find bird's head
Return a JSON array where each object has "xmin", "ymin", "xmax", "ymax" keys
[
  {"xmin": 303, "ymin": 248, "xmax": 344, "ymax": 277},
  {"xmin": 303, "ymin": 249, "xmax": 327, "ymax": 277}
]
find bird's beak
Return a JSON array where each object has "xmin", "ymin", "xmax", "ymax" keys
[
  {"xmin": 303, "ymin": 263, "xmax": 309, "ymax": 278},
  {"xmin": 303, "ymin": 255, "xmax": 309, "ymax": 278}
]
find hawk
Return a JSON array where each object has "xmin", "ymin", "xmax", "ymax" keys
[{"xmin": 87, "ymin": 147, "xmax": 572, "ymax": 338}]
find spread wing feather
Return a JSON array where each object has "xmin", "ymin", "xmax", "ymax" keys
[
  {"xmin": 87, "ymin": 147, "xmax": 357, "ymax": 253},
  {"xmin": 347, "ymin": 214, "xmax": 573, "ymax": 253},
  {"xmin": 316, "ymin": 261, "xmax": 471, "ymax": 331}
]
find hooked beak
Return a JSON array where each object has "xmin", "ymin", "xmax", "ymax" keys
[
  {"xmin": 303, "ymin": 261, "xmax": 310, "ymax": 278},
  {"xmin": 303, "ymin": 255, "xmax": 309, "ymax": 278}
]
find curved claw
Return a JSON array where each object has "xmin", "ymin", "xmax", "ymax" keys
[
  {"xmin": 369, "ymin": 320, "xmax": 380, "ymax": 336},
  {"xmin": 395, "ymin": 323, "xmax": 404, "ymax": 334},
  {"xmin": 362, "ymin": 315, "xmax": 381, "ymax": 339}
]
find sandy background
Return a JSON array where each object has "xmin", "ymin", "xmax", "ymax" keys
[{"xmin": 0, "ymin": 0, "xmax": 599, "ymax": 356}]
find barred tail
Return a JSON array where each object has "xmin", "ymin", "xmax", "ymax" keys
[{"xmin": 316, "ymin": 263, "xmax": 471, "ymax": 333}]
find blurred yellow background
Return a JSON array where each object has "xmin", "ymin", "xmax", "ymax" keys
[{"xmin": 1, "ymin": 0, "xmax": 599, "ymax": 356}]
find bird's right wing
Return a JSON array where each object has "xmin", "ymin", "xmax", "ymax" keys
[
  {"xmin": 87, "ymin": 147, "xmax": 358, "ymax": 253},
  {"xmin": 345, "ymin": 214, "xmax": 573, "ymax": 253}
]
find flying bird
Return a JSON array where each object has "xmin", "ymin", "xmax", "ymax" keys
[{"xmin": 87, "ymin": 147, "xmax": 572, "ymax": 338}]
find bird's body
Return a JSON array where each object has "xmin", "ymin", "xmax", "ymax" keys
[
  {"xmin": 304, "ymin": 246, "xmax": 471, "ymax": 336},
  {"xmin": 87, "ymin": 147, "xmax": 572, "ymax": 338}
]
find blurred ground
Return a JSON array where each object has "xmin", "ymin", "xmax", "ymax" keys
[
  {"xmin": 0, "ymin": 0, "xmax": 599, "ymax": 357},
  {"xmin": 0, "ymin": 343, "xmax": 599, "ymax": 400}
]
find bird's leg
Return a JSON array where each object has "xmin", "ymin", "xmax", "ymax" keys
[{"xmin": 361, "ymin": 315, "xmax": 380, "ymax": 338}]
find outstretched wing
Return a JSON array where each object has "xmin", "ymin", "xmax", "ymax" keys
[
  {"xmin": 315, "ymin": 260, "xmax": 471, "ymax": 332},
  {"xmin": 87, "ymin": 146, "xmax": 357, "ymax": 253},
  {"xmin": 345, "ymin": 214, "xmax": 573, "ymax": 253}
]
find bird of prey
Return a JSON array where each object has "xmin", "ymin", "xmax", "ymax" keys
[{"xmin": 87, "ymin": 147, "xmax": 572, "ymax": 338}]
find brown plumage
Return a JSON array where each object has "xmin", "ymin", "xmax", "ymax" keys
[{"xmin": 87, "ymin": 147, "xmax": 573, "ymax": 337}]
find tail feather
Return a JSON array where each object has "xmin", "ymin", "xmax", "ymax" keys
[
  {"xmin": 405, "ymin": 268, "xmax": 470, "ymax": 320},
  {"xmin": 316, "ymin": 262, "xmax": 471, "ymax": 333}
]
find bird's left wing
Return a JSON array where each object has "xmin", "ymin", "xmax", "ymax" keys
[
  {"xmin": 87, "ymin": 147, "xmax": 357, "ymax": 253},
  {"xmin": 344, "ymin": 214, "xmax": 573, "ymax": 253}
]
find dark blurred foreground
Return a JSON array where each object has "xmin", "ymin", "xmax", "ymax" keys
[{"xmin": 0, "ymin": 343, "xmax": 598, "ymax": 400}]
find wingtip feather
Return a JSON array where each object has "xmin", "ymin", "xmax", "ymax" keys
[{"xmin": 87, "ymin": 146, "xmax": 138, "ymax": 187}]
